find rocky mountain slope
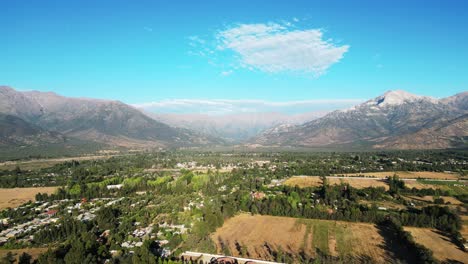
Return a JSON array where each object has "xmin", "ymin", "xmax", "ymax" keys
[
  {"xmin": 252, "ymin": 90, "xmax": 468, "ymax": 149},
  {"xmin": 0, "ymin": 86, "xmax": 222, "ymax": 148},
  {"xmin": 0, "ymin": 113, "xmax": 65, "ymax": 146}
]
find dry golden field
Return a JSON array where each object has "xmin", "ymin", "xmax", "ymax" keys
[
  {"xmin": 405, "ymin": 227, "xmax": 467, "ymax": 263},
  {"xmin": 336, "ymin": 171, "xmax": 460, "ymax": 180},
  {"xmin": 211, "ymin": 214, "xmax": 392, "ymax": 262},
  {"xmin": 461, "ymin": 215, "xmax": 468, "ymax": 240},
  {"xmin": 0, "ymin": 187, "xmax": 58, "ymax": 210},
  {"xmin": 284, "ymin": 176, "xmax": 389, "ymax": 190},
  {"xmin": 0, "ymin": 155, "xmax": 115, "ymax": 170},
  {"xmin": 407, "ymin": 195, "xmax": 463, "ymax": 205}
]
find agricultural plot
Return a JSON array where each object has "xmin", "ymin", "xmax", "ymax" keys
[
  {"xmin": 211, "ymin": 214, "xmax": 391, "ymax": 262},
  {"xmin": 284, "ymin": 176, "xmax": 389, "ymax": 190},
  {"xmin": 0, "ymin": 155, "xmax": 115, "ymax": 171},
  {"xmin": 337, "ymin": 171, "xmax": 461, "ymax": 180},
  {"xmin": 405, "ymin": 227, "xmax": 467, "ymax": 263},
  {"xmin": 0, "ymin": 187, "xmax": 58, "ymax": 210},
  {"xmin": 406, "ymin": 195, "xmax": 463, "ymax": 205},
  {"xmin": 405, "ymin": 180, "xmax": 468, "ymax": 194}
]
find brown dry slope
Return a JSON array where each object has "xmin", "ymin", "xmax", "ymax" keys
[
  {"xmin": 405, "ymin": 227, "xmax": 467, "ymax": 263},
  {"xmin": 0, "ymin": 187, "xmax": 57, "ymax": 210},
  {"xmin": 211, "ymin": 214, "xmax": 391, "ymax": 263}
]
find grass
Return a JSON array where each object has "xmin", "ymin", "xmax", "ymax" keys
[
  {"xmin": 335, "ymin": 223, "xmax": 353, "ymax": 256},
  {"xmin": 416, "ymin": 179, "xmax": 461, "ymax": 185},
  {"xmin": 312, "ymin": 220, "xmax": 330, "ymax": 254},
  {"xmin": 212, "ymin": 214, "xmax": 389, "ymax": 262}
]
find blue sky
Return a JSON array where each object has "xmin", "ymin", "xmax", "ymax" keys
[{"xmin": 1, "ymin": 0, "xmax": 467, "ymax": 114}]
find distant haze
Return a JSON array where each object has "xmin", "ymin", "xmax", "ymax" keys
[
  {"xmin": 148, "ymin": 111, "xmax": 328, "ymax": 143},
  {"xmin": 133, "ymin": 98, "xmax": 362, "ymax": 115}
]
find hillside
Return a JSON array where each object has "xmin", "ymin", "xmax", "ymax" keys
[
  {"xmin": 0, "ymin": 113, "xmax": 64, "ymax": 146},
  {"xmin": 252, "ymin": 90, "xmax": 468, "ymax": 149},
  {"xmin": 0, "ymin": 86, "xmax": 222, "ymax": 148}
]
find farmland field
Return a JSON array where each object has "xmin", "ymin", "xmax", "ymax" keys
[
  {"xmin": 404, "ymin": 180, "xmax": 468, "ymax": 194},
  {"xmin": 405, "ymin": 227, "xmax": 467, "ymax": 263},
  {"xmin": 0, "ymin": 154, "xmax": 116, "ymax": 170},
  {"xmin": 284, "ymin": 176, "xmax": 389, "ymax": 190},
  {"xmin": 336, "ymin": 171, "xmax": 460, "ymax": 180},
  {"xmin": 211, "ymin": 214, "xmax": 392, "ymax": 262},
  {"xmin": 0, "ymin": 187, "xmax": 58, "ymax": 210},
  {"xmin": 406, "ymin": 195, "xmax": 463, "ymax": 205}
]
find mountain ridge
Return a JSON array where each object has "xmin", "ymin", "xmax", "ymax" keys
[
  {"xmin": 0, "ymin": 86, "xmax": 223, "ymax": 148},
  {"xmin": 252, "ymin": 90, "xmax": 468, "ymax": 149},
  {"xmin": 1, "ymin": 86, "xmax": 466, "ymax": 150}
]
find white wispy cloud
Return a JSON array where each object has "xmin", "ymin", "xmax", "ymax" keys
[
  {"xmin": 189, "ymin": 22, "xmax": 349, "ymax": 77},
  {"xmin": 188, "ymin": 35, "xmax": 205, "ymax": 45},
  {"xmin": 221, "ymin": 70, "xmax": 233, "ymax": 76},
  {"xmin": 133, "ymin": 98, "xmax": 363, "ymax": 115},
  {"xmin": 216, "ymin": 23, "xmax": 349, "ymax": 76}
]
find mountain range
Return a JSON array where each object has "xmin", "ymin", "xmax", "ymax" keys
[
  {"xmin": 252, "ymin": 90, "xmax": 468, "ymax": 149},
  {"xmin": 0, "ymin": 86, "xmax": 221, "ymax": 148},
  {"xmin": 0, "ymin": 86, "xmax": 466, "ymax": 151}
]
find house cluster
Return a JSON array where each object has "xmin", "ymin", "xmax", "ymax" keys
[
  {"xmin": 106, "ymin": 184, "xmax": 123, "ymax": 190},
  {"xmin": 64, "ymin": 197, "xmax": 125, "ymax": 222},
  {"xmin": 175, "ymin": 161, "xmax": 199, "ymax": 169},
  {"xmin": 0, "ymin": 214, "xmax": 58, "ymax": 245},
  {"xmin": 183, "ymin": 199, "xmax": 204, "ymax": 211},
  {"xmin": 117, "ymin": 222, "xmax": 182, "ymax": 258},
  {"xmin": 251, "ymin": 191, "xmax": 266, "ymax": 200},
  {"xmin": 157, "ymin": 222, "xmax": 189, "ymax": 236},
  {"xmin": 267, "ymin": 179, "xmax": 285, "ymax": 188},
  {"xmin": 175, "ymin": 161, "xmax": 239, "ymax": 172},
  {"xmin": 252, "ymin": 160, "xmax": 271, "ymax": 167},
  {"xmin": 120, "ymin": 224, "xmax": 156, "ymax": 250}
]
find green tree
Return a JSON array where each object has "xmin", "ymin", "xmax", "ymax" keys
[{"xmin": 18, "ymin": 252, "xmax": 32, "ymax": 264}]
